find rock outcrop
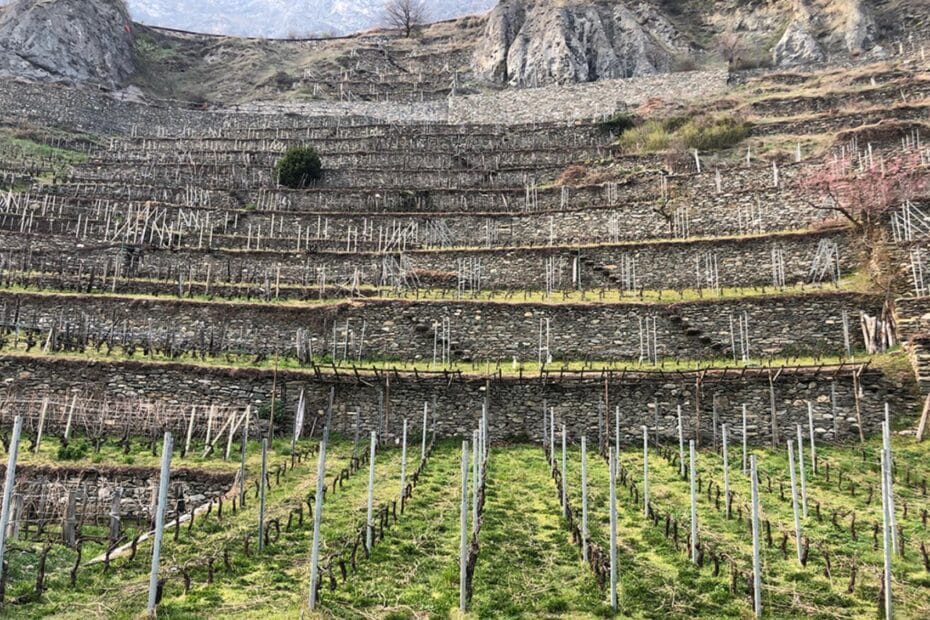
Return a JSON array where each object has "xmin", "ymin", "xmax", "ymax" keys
[
  {"xmin": 841, "ymin": 0, "xmax": 878, "ymax": 55},
  {"xmin": 773, "ymin": 13, "xmax": 827, "ymax": 66},
  {"xmin": 473, "ymin": 0, "xmax": 691, "ymax": 86},
  {"xmin": 0, "ymin": 0, "xmax": 135, "ymax": 87},
  {"xmin": 772, "ymin": 0, "xmax": 882, "ymax": 67},
  {"xmin": 475, "ymin": 0, "xmax": 893, "ymax": 86}
]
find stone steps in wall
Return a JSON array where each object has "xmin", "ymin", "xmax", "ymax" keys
[
  {"xmin": 907, "ymin": 337, "xmax": 930, "ymax": 393},
  {"xmin": 662, "ymin": 308, "xmax": 727, "ymax": 355},
  {"xmin": 895, "ymin": 297, "xmax": 930, "ymax": 392},
  {"xmin": 582, "ymin": 257, "xmax": 729, "ymax": 355}
]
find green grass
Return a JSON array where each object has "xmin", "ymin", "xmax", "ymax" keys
[
  {"xmin": 5, "ymin": 435, "xmax": 930, "ymax": 618},
  {"xmin": 0, "ymin": 130, "xmax": 89, "ymax": 190},
  {"xmin": 613, "ymin": 432, "xmax": 930, "ymax": 619},
  {"xmin": 0, "ymin": 337, "xmax": 892, "ymax": 381},
  {"xmin": 1, "ymin": 269, "xmax": 868, "ymax": 307},
  {"xmin": 617, "ymin": 114, "xmax": 750, "ymax": 154},
  {"xmin": 321, "ymin": 441, "xmax": 463, "ymax": 618},
  {"xmin": 134, "ymin": 34, "xmax": 179, "ymax": 64},
  {"xmin": 3, "ymin": 137, "xmax": 87, "ymax": 165},
  {"xmin": 470, "ymin": 446, "xmax": 604, "ymax": 619}
]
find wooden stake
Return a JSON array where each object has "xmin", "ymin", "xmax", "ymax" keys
[
  {"xmin": 34, "ymin": 397, "xmax": 48, "ymax": 454},
  {"xmin": 853, "ymin": 366, "xmax": 865, "ymax": 443},
  {"xmin": 268, "ymin": 357, "xmax": 279, "ymax": 441},
  {"xmin": 916, "ymin": 393, "xmax": 930, "ymax": 442},
  {"xmin": 63, "ymin": 394, "xmax": 76, "ymax": 443},
  {"xmin": 677, "ymin": 405, "xmax": 685, "ymax": 478}
]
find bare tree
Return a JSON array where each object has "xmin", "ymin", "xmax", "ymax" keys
[
  {"xmin": 383, "ymin": 0, "xmax": 429, "ymax": 38},
  {"xmin": 717, "ymin": 32, "xmax": 745, "ymax": 70}
]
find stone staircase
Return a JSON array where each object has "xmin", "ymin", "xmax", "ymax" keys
[
  {"xmin": 895, "ymin": 295, "xmax": 930, "ymax": 392},
  {"xmin": 583, "ymin": 257, "xmax": 730, "ymax": 358},
  {"xmin": 907, "ymin": 336, "xmax": 930, "ymax": 393}
]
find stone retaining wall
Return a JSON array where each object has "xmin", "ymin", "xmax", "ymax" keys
[
  {"xmin": 0, "ymin": 356, "xmax": 916, "ymax": 446},
  {"xmin": 9, "ymin": 228, "xmax": 856, "ymax": 292},
  {"xmin": 0, "ymin": 290, "xmax": 880, "ymax": 362},
  {"xmin": 0, "ymin": 464, "xmax": 235, "ymax": 523},
  {"xmin": 1, "ymin": 69, "xmax": 727, "ymax": 137}
]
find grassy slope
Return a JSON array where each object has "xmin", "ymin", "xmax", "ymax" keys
[
  {"xmin": 5, "ymin": 435, "xmax": 930, "ymax": 618},
  {"xmin": 470, "ymin": 446, "xmax": 603, "ymax": 619},
  {"xmin": 321, "ymin": 440, "xmax": 463, "ymax": 619}
]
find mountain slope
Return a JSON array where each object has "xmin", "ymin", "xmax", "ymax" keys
[{"xmin": 129, "ymin": 0, "xmax": 496, "ymax": 37}]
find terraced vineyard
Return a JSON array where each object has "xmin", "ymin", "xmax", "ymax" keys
[
  {"xmin": 1, "ymin": 431, "xmax": 930, "ymax": 618},
  {"xmin": 1, "ymin": 3, "xmax": 930, "ymax": 617}
]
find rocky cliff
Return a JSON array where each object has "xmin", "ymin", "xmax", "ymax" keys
[
  {"xmin": 473, "ymin": 0, "xmax": 895, "ymax": 85},
  {"xmin": 473, "ymin": 0, "xmax": 692, "ymax": 86},
  {"xmin": 0, "ymin": 0, "xmax": 135, "ymax": 88},
  {"xmin": 772, "ymin": 0, "xmax": 883, "ymax": 66},
  {"xmin": 0, "ymin": 0, "xmax": 907, "ymax": 95}
]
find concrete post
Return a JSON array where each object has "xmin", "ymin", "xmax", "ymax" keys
[
  {"xmin": 459, "ymin": 440, "xmax": 469, "ymax": 612},
  {"xmin": 147, "ymin": 432, "xmax": 173, "ymax": 615},
  {"xmin": 0, "ymin": 416, "xmax": 23, "ymax": 588},
  {"xmin": 750, "ymin": 455, "xmax": 762, "ymax": 618},
  {"xmin": 689, "ymin": 440, "xmax": 698, "ymax": 564},
  {"xmin": 722, "ymin": 424, "xmax": 731, "ymax": 519},
  {"xmin": 365, "ymin": 431, "xmax": 377, "ymax": 550},
  {"xmin": 609, "ymin": 450, "xmax": 618, "ymax": 610},
  {"xmin": 787, "ymin": 440, "xmax": 802, "ymax": 563},
  {"xmin": 581, "ymin": 436, "xmax": 589, "ymax": 562},
  {"xmin": 400, "ymin": 419, "xmax": 408, "ymax": 512},
  {"xmin": 307, "ymin": 391, "xmax": 332, "ymax": 610}
]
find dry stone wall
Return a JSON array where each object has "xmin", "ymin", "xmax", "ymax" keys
[
  {"xmin": 446, "ymin": 71, "xmax": 729, "ymax": 123},
  {"xmin": 6, "ymin": 228, "xmax": 853, "ymax": 293},
  {"xmin": 0, "ymin": 464, "xmax": 235, "ymax": 523},
  {"xmin": 0, "ymin": 68, "xmax": 728, "ymax": 137},
  {"xmin": 1, "ymin": 356, "xmax": 912, "ymax": 446},
  {"xmin": 0, "ymin": 291, "xmax": 880, "ymax": 362},
  {"xmin": 894, "ymin": 295, "xmax": 930, "ymax": 342}
]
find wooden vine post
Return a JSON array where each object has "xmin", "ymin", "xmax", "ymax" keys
[{"xmin": 852, "ymin": 365, "xmax": 865, "ymax": 443}]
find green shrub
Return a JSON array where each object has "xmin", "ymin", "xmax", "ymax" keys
[
  {"xmin": 597, "ymin": 112, "xmax": 637, "ymax": 135},
  {"xmin": 58, "ymin": 438, "xmax": 90, "ymax": 461},
  {"xmin": 258, "ymin": 400, "xmax": 291, "ymax": 434},
  {"xmin": 274, "ymin": 146, "xmax": 322, "ymax": 189},
  {"xmin": 617, "ymin": 119, "xmax": 672, "ymax": 152},
  {"xmin": 617, "ymin": 114, "xmax": 749, "ymax": 153},
  {"xmin": 678, "ymin": 115, "xmax": 750, "ymax": 151}
]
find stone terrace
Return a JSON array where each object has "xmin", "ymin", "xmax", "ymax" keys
[{"xmin": 2, "ymin": 57, "xmax": 929, "ymax": 443}]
